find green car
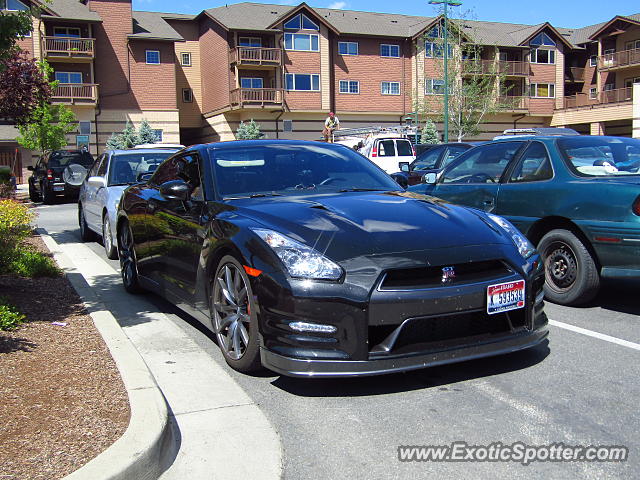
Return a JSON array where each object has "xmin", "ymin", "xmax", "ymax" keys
[{"xmin": 409, "ymin": 135, "xmax": 640, "ymax": 306}]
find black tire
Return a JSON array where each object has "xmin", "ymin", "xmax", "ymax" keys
[
  {"xmin": 538, "ymin": 229, "xmax": 600, "ymax": 306},
  {"xmin": 118, "ymin": 221, "xmax": 144, "ymax": 294},
  {"xmin": 42, "ymin": 183, "xmax": 55, "ymax": 205},
  {"xmin": 78, "ymin": 205, "xmax": 97, "ymax": 242},
  {"xmin": 28, "ymin": 180, "xmax": 40, "ymax": 202},
  {"xmin": 210, "ymin": 255, "xmax": 262, "ymax": 373},
  {"xmin": 102, "ymin": 214, "xmax": 118, "ymax": 259}
]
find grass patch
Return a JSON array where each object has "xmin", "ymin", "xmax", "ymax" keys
[{"xmin": 0, "ymin": 296, "xmax": 26, "ymax": 331}]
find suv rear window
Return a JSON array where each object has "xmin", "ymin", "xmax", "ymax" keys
[{"xmin": 48, "ymin": 151, "xmax": 94, "ymax": 167}]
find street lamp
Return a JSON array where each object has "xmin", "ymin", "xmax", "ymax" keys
[{"xmin": 428, "ymin": 0, "xmax": 462, "ymax": 143}]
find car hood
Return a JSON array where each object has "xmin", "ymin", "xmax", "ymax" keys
[{"xmin": 227, "ymin": 191, "xmax": 512, "ymax": 263}]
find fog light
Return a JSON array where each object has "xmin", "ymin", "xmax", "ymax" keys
[{"xmin": 289, "ymin": 322, "xmax": 337, "ymax": 334}]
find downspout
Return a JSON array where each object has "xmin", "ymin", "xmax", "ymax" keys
[
  {"xmin": 513, "ymin": 113, "xmax": 526, "ymax": 129},
  {"xmin": 273, "ymin": 110, "xmax": 284, "ymax": 139}
]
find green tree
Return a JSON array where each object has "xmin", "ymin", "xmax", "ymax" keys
[
  {"xmin": 236, "ymin": 119, "xmax": 263, "ymax": 140},
  {"xmin": 16, "ymin": 102, "xmax": 76, "ymax": 154},
  {"xmin": 137, "ymin": 118, "xmax": 158, "ymax": 144},
  {"xmin": 0, "ymin": 4, "xmax": 35, "ymax": 59},
  {"xmin": 105, "ymin": 120, "xmax": 140, "ymax": 149},
  {"xmin": 420, "ymin": 118, "xmax": 440, "ymax": 144}
]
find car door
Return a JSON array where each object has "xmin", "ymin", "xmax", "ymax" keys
[
  {"xmin": 84, "ymin": 154, "xmax": 107, "ymax": 229},
  {"xmin": 495, "ymin": 141, "xmax": 555, "ymax": 235},
  {"xmin": 145, "ymin": 152, "xmax": 206, "ymax": 303},
  {"xmin": 423, "ymin": 141, "xmax": 526, "ymax": 212}
]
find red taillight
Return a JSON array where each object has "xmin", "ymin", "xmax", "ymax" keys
[
  {"xmin": 412, "ymin": 145, "xmax": 416, "ymax": 156},
  {"xmin": 371, "ymin": 147, "xmax": 377, "ymax": 157},
  {"xmin": 633, "ymin": 196, "xmax": 640, "ymax": 216},
  {"xmin": 47, "ymin": 169, "xmax": 53, "ymax": 180}
]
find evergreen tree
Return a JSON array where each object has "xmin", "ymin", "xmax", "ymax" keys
[
  {"xmin": 137, "ymin": 118, "xmax": 158, "ymax": 144},
  {"xmin": 420, "ymin": 118, "xmax": 440, "ymax": 144},
  {"xmin": 236, "ymin": 119, "xmax": 263, "ymax": 140},
  {"xmin": 105, "ymin": 121, "xmax": 140, "ymax": 149}
]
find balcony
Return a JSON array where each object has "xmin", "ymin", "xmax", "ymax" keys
[
  {"xmin": 462, "ymin": 59, "xmax": 528, "ymax": 76},
  {"xmin": 230, "ymin": 88, "xmax": 283, "ymax": 108},
  {"xmin": 52, "ymin": 84, "xmax": 98, "ymax": 105},
  {"xmin": 558, "ymin": 87, "xmax": 632, "ymax": 110},
  {"xmin": 42, "ymin": 37, "xmax": 95, "ymax": 61},
  {"xmin": 229, "ymin": 47, "xmax": 282, "ymax": 68},
  {"xmin": 565, "ymin": 67, "xmax": 585, "ymax": 83},
  {"xmin": 598, "ymin": 48, "xmax": 640, "ymax": 71},
  {"xmin": 497, "ymin": 96, "xmax": 529, "ymax": 111},
  {"xmin": 498, "ymin": 61, "xmax": 528, "ymax": 76}
]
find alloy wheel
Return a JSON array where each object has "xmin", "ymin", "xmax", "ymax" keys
[
  {"xmin": 212, "ymin": 263, "xmax": 251, "ymax": 360},
  {"xmin": 118, "ymin": 225, "xmax": 138, "ymax": 288}
]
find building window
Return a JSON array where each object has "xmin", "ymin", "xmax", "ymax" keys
[
  {"xmin": 529, "ymin": 83, "xmax": 555, "ymax": 98},
  {"xmin": 240, "ymin": 77, "xmax": 263, "ymax": 89},
  {"xmin": 146, "ymin": 50, "xmax": 160, "ymax": 65},
  {"xmin": 425, "ymin": 78, "xmax": 445, "ymax": 95},
  {"xmin": 529, "ymin": 32, "xmax": 556, "ymax": 47},
  {"xmin": 339, "ymin": 80, "xmax": 359, "ymax": 94},
  {"xmin": 1, "ymin": 0, "xmax": 29, "ymax": 11},
  {"xmin": 55, "ymin": 71, "xmax": 83, "ymax": 84},
  {"xmin": 338, "ymin": 41, "xmax": 358, "ymax": 55},
  {"xmin": 603, "ymin": 83, "xmax": 614, "ymax": 91},
  {"xmin": 239, "ymin": 37, "xmax": 261, "ymax": 47},
  {"xmin": 182, "ymin": 88, "xmax": 193, "ymax": 103},
  {"xmin": 625, "ymin": 40, "xmax": 640, "ymax": 51},
  {"xmin": 152, "ymin": 129, "xmax": 163, "ymax": 142},
  {"xmin": 530, "ymin": 48, "xmax": 555, "ymax": 64},
  {"xmin": 283, "ymin": 120, "xmax": 293, "ymax": 132},
  {"xmin": 589, "ymin": 87, "xmax": 597, "ymax": 99},
  {"xmin": 53, "ymin": 26, "xmax": 81, "ymax": 37},
  {"xmin": 180, "ymin": 52, "xmax": 191, "ymax": 66},
  {"xmin": 381, "ymin": 81, "xmax": 400, "ymax": 95},
  {"xmin": 285, "ymin": 73, "xmax": 320, "ymax": 91},
  {"xmin": 589, "ymin": 55, "xmax": 597, "ymax": 67},
  {"xmin": 78, "ymin": 121, "xmax": 91, "ymax": 135},
  {"xmin": 283, "ymin": 13, "xmax": 319, "ymax": 31},
  {"xmin": 425, "ymin": 41, "xmax": 452, "ymax": 58},
  {"xmin": 284, "ymin": 33, "xmax": 319, "ymax": 52},
  {"xmin": 380, "ymin": 44, "xmax": 400, "ymax": 58}
]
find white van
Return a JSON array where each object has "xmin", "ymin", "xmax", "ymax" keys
[{"xmin": 358, "ymin": 134, "xmax": 416, "ymax": 174}]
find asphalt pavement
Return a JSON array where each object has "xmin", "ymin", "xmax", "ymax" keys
[{"xmin": 37, "ymin": 201, "xmax": 640, "ymax": 480}]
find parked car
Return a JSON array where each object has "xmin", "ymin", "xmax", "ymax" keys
[
  {"xmin": 78, "ymin": 147, "xmax": 182, "ymax": 258},
  {"xmin": 116, "ymin": 140, "xmax": 547, "ymax": 377},
  {"xmin": 357, "ymin": 134, "xmax": 416, "ymax": 174},
  {"xmin": 391, "ymin": 142, "xmax": 474, "ymax": 188},
  {"xmin": 28, "ymin": 150, "xmax": 94, "ymax": 204},
  {"xmin": 410, "ymin": 135, "xmax": 640, "ymax": 306}
]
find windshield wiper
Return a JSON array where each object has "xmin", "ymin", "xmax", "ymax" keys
[
  {"xmin": 337, "ymin": 188, "xmax": 385, "ymax": 192},
  {"xmin": 224, "ymin": 192, "xmax": 283, "ymax": 200}
]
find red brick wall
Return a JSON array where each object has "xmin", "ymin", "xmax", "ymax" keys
[
  {"xmin": 333, "ymin": 37, "xmax": 409, "ymax": 113},
  {"xmin": 128, "ymin": 41, "xmax": 177, "ymax": 110},
  {"xmin": 16, "ymin": 36, "xmax": 33, "ymax": 55},
  {"xmin": 283, "ymin": 50, "xmax": 322, "ymax": 110},
  {"xmin": 199, "ymin": 17, "xmax": 230, "ymax": 113},
  {"xmin": 529, "ymin": 63, "xmax": 556, "ymax": 115}
]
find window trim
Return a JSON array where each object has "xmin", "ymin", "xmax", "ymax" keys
[
  {"xmin": 283, "ymin": 13, "xmax": 320, "ymax": 31},
  {"xmin": 284, "ymin": 33, "xmax": 319, "ymax": 52},
  {"xmin": 152, "ymin": 129, "xmax": 163, "ymax": 142},
  {"xmin": 530, "ymin": 48, "xmax": 555, "ymax": 64},
  {"xmin": 238, "ymin": 36, "xmax": 262, "ymax": 47},
  {"xmin": 589, "ymin": 87, "xmax": 597, "ymax": 99},
  {"xmin": 54, "ymin": 71, "xmax": 83, "ymax": 84},
  {"xmin": 240, "ymin": 77, "xmax": 264, "ymax": 89},
  {"xmin": 2, "ymin": 0, "xmax": 29, "ymax": 11},
  {"xmin": 180, "ymin": 52, "xmax": 191, "ymax": 66},
  {"xmin": 145, "ymin": 50, "xmax": 161, "ymax": 65},
  {"xmin": 338, "ymin": 41, "xmax": 358, "ymax": 56},
  {"xmin": 182, "ymin": 88, "xmax": 193, "ymax": 103},
  {"xmin": 529, "ymin": 82, "xmax": 556, "ymax": 98},
  {"xmin": 381, "ymin": 81, "xmax": 401, "ymax": 96},
  {"xmin": 425, "ymin": 78, "xmax": 445, "ymax": 95},
  {"xmin": 53, "ymin": 26, "xmax": 81, "ymax": 37},
  {"xmin": 589, "ymin": 55, "xmax": 597, "ymax": 67},
  {"xmin": 339, "ymin": 79, "xmax": 359, "ymax": 94},
  {"xmin": 285, "ymin": 73, "xmax": 320, "ymax": 92},
  {"xmin": 380, "ymin": 44, "xmax": 400, "ymax": 58}
]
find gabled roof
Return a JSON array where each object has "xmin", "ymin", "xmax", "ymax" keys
[
  {"xmin": 40, "ymin": 0, "xmax": 101, "ymax": 22},
  {"xmin": 266, "ymin": 2, "xmax": 339, "ymax": 35},
  {"xmin": 587, "ymin": 14, "xmax": 640, "ymax": 40},
  {"xmin": 129, "ymin": 11, "xmax": 184, "ymax": 41},
  {"xmin": 513, "ymin": 22, "xmax": 574, "ymax": 48}
]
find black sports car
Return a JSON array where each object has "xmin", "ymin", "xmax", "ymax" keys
[{"xmin": 116, "ymin": 140, "xmax": 548, "ymax": 377}]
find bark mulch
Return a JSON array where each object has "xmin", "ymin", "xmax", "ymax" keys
[{"xmin": 0, "ymin": 235, "xmax": 130, "ymax": 480}]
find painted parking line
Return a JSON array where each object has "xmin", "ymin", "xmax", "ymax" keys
[{"xmin": 549, "ymin": 319, "xmax": 640, "ymax": 352}]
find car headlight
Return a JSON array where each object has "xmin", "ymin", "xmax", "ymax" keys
[
  {"xmin": 487, "ymin": 214, "xmax": 535, "ymax": 259},
  {"xmin": 252, "ymin": 229, "xmax": 343, "ymax": 280}
]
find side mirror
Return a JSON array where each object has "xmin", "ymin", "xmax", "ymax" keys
[
  {"xmin": 399, "ymin": 162, "xmax": 410, "ymax": 173},
  {"xmin": 159, "ymin": 179, "xmax": 190, "ymax": 201},
  {"xmin": 27, "ymin": 166, "xmax": 35, "ymax": 171},
  {"xmin": 391, "ymin": 174, "xmax": 408, "ymax": 189},
  {"xmin": 87, "ymin": 176, "xmax": 106, "ymax": 188},
  {"xmin": 423, "ymin": 172, "xmax": 438, "ymax": 185}
]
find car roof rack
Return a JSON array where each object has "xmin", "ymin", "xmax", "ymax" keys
[
  {"xmin": 331, "ymin": 125, "xmax": 418, "ymax": 140},
  {"xmin": 133, "ymin": 143, "xmax": 185, "ymax": 149},
  {"xmin": 494, "ymin": 127, "xmax": 580, "ymax": 139}
]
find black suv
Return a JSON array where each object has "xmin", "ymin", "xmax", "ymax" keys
[{"xmin": 28, "ymin": 150, "xmax": 94, "ymax": 203}]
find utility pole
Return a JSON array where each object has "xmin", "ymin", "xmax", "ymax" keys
[{"xmin": 428, "ymin": 0, "xmax": 462, "ymax": 143}]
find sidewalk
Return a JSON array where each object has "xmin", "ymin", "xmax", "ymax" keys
[{"xmin": 40, "ymin": 229, "xmax": 283, "ymax": 480}]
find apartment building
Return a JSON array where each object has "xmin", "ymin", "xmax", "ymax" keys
[{"xmin": 2, "ymin": 0, "xmax": 640, "ymax": 180}]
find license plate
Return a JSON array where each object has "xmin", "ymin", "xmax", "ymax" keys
[
  {"xmin": 487, "ymin": 280, "xmax": 525, "ymax": 315},
  {"xmin": 53, "ymin": 185, "xmax": 64, "ymax": 192}
]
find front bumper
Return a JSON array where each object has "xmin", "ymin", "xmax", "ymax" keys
[{"xmin": 261, "ymin": 323, "xmax": 548, "ymax": 377}]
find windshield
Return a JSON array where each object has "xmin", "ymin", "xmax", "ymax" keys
[
  {"xmin": 208, "ymin": 143, "xmax": 401, "ymax": 198},
  {"xmin": 48, "ymin": 151, "xmax": 94, "ymax": 168},
  {"xmin": 558, "ymin": 137, "xmax": 640, "ymax": 176},
  {"xmin": 108, "ymin": 151, "xmax": 175, "ymax": 186}
]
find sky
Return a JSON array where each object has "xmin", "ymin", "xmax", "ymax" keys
[{"xmin": 132, "ymin": 0, "xmax": 639, "ymax": 29}]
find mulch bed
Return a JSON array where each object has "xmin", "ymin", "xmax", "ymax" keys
[{"xmin": 0, "ymin": 235, "xmax": 130, "ymax": 480}]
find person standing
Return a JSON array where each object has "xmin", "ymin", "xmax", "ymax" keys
[{"xmin": 322, "ymin": 112, "xmax": 340, "ymax": 142}]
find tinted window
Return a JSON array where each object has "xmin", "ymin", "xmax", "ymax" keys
[
  {"xmin": 97, "ymin": 156, "xmax": 108, "ymax": 177},
  {"xmin": 558, "ymin": 137, "xmax": 640, "ymax": 176},
  {"xmin": 88, "ymin": 155, "xmax": 104, "ymax": 177},
  {"xmin": 110, "ymin": 151, "xmax": 174, "ymax": 186},
  {"xmin": 209, "ymin": 144, "xmax": 400, "ymax": 198},
  {"xmin": 378, "ymin": 140, "xmax": 396, "ymax": 157},
  {"xmin": 396, "ymin": 140, "xmax": 413, "ymax": 156},
  {"xmin": 48, "ymin": 151, "xmax": 94, "ymax": 168},
  {"xmin": 509, "ymin": 142, "xmax": 553, "ymax": 182},
  {"xmin": 413, "ymin": 147, "xmax": 443, "ymax": 170},
  {"xmin": 442, "ymin": 142, "xmax": 524, "ymax": 184},
  {"xmin": 443, "ymin": 146, "xmax": 470, "ymax": 167}
]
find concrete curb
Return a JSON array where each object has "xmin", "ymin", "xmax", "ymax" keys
[{"xmin": 40, "ymin": 232, "xmax": 171, "ymax": 480}]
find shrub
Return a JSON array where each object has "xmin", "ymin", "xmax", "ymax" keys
[
  {"xmin": 420, "ymin": 119, "xmax": 440, "ymax": 145},
  {"xmin": 0, "ymin": 200, "xmax": 34, "ymax": 261},
  {"xmin": 236, "ymin": 119, "xmax": 263, "ymax": 140},
  {"xmin": 10, "ymin": 250, "xmax": 60, "ymax": 277},
  {"xmin": 0, "ymin": 297, "xmax": 26, "ymax": 331}
]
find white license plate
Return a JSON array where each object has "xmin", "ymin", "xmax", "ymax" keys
[
  {"xmin": 53, "ymin": 185, "xmax": 64, "ymax": 192},
  {"xmin": 487, "ymin": 280, "xmax": 525, "ymax": 315}
]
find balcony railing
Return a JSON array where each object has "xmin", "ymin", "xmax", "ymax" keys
[
  {"xmin": 229, "ymin": 47, "xmax": 282, "ymax": 66},
  {"xmin": 230, "ymin": 88, "xmax": 283, "ymax": 107},
  {"xmin": 52, "ymin": 83, "xmax": 98, "ymax": 104},
  {"xmin": 565, "ymin": 67, "xmax": 585, "ymax": 83},
  {"xmin": 462, "ymin": 59, "xmax": 528, "ymax": 76},
  {"xmin": 43, "ymin": 36, "xmax": 95, "ymax": 59},
  {"xmin": 598, "ymin": 48, "xmax": 640, "ymax": 71},
  {"xmin": 498, "ymin": 60, "xmax": 528, "ymax": 76},
  {"xmin": 497, "ymin": 96, "xmax": 529, "ymax": 111},
  {"xmin": 558, "ymin": 87, "xmax": 632, "ymax": 109}
]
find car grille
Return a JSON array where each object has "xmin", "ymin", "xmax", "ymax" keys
[{"xmin": 379, "ymin": 260, "xmax": 512, "ymax": 290}]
